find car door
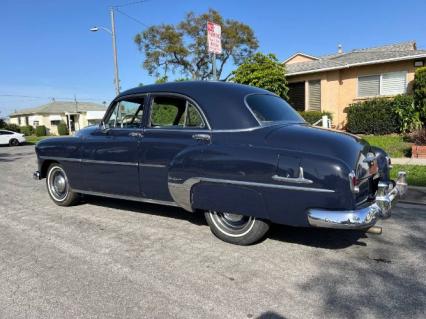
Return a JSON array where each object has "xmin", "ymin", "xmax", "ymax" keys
[
  {"xmin": 78, "ymin": 95, "xmax": 146, "ymax": 197},
  {"xmin": 140, "ymin": 93, "xmax": 210, "ymax": 202},
  {"xmin": 0, "ymin": 130, "xmax": 7, "ymax": 144}
]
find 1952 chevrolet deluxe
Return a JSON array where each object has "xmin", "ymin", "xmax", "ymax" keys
[{"xmin": 34, "ymin": 81, "xmax": 408, "ymax": 245}]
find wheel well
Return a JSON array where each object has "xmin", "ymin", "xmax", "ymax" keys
[{"xmin": 40, "ymin": 160, "xmax": 58, "ymax": 179}]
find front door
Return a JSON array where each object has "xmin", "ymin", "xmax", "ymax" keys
[
  {"xmin": 140, "ymin": 94, "xmax": 210, "ymax": 202},
  {"xmin": 79, "ymin": 96, "xmax": 146, "ymax": 197}
]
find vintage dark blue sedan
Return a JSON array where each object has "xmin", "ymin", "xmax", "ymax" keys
[{"xmin": 34, "ymin": 81, "xmax": 408, "ymax": 245}]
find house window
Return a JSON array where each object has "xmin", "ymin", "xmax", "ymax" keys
[
  {"xmin": 50, "ymin": 120, "xmax": 60, "ymax": 126},
  {"xmin": 287, "ymin": 82, "xmax": 305, "ymax": 111},
  {"xmin": 308, "ymin": 80, "xmax": 321, "ymax": 111},
  {"xmin": 358, "ymin": 71, "xmax": 407, "ymax": 97},
  {"xmin": 33, "ymin": 121, "xmax": 39, "ymax": 127}
]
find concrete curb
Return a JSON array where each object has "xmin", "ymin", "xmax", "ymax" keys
[
  {"xmin": 400, "ymin": 186, "xmax": 426, "ymax": 205},
  {"xmin": 391, "ymin": 158, "xmax": 426, "ymax": 166}
]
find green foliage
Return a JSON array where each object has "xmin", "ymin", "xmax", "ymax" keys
[
  {"xmin": 390, "ymin": 164, "xmax": 426, "ymax": 187},
  {"xmin": 20, "ymin": 125, "xmax": 34, "ymax": 136},
  {"xmin": 362, "ymin": 135, "xmax": 412, "ymax": 158},
  {"xmin": 155, "ymin": 75, "xmax": 168, "ymax": 84},
  {"xmin": 393, "ymin": 94, "xmax": 422, "ymax": 132},
  {"xmin": 57, "ymin": 122, "xmax": 69, "ymax": 136},
  {"xmin": 298, "ymin": 111, "xmax": 333, "ymax": 125},
  {"xmin": 6, "ymin": 123, "xmax": 21, "ymax": 132},
  {"xmin": 346, "ymin": 97, "xmax": 407, "ymax": 134},
  {"xmin": 413, "ymin": 66, "xmax": 426, "ymax": 123},
  {"xmin": 134, "ymin": 9, "xmax": 258, "ymax": 80},
  {"xmin": 0, "ymin": 118, "xmax": 6, "ymax": 129},
  {"xmin": 230, "ymin": 53, "xmax": 289, "ymax": 100},
  {"xmin": 35, "ymin": 125, "xmax": 47, "ymax": 137}
]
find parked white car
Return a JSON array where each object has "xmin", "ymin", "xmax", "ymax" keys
[{"xmin": 0, "ymin": 130, "xmax": 26, "ymax": 146}]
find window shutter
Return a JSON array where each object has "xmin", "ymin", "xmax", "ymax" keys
[
  {"xmin": 358, "ymin": 75, "xmax": 380, "ymax": 97},
  {"xmin": 308, "ymin": 80, "xmax": 321, "ymax": 111},
  {"xmin": 381, "ymin": 72, "xmax": 406, "ymax": 95}
]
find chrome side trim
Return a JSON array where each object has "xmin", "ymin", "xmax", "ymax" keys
[
  {"xmin": 140, "ymin": 163, "xmax": 167, "ymax": 168},
  {"xmin": 72, "ymin": 189, "xmax": 179, "ymax": 207},
  {"xmin": 168, "ymin": 176, "xmax": 335, "ymax": 212},
  {"xmin": 272, "ymin": 167, "xmax": 313, "ymax": 184},
  {"xmin": 39, "ymin": 156, "xmax": 137, "ymax": 166},
  {"xmin": 39, "ymin": 156, "xmax": 81, "ymax": 163}
]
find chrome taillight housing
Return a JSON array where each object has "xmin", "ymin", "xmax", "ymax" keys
[{"xmin": 349, "ymin": 170, "xmax": 360, "ymax": 193}]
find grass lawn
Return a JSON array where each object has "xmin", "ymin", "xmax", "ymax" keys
[
  {"xmin": 361, "ymin": 135, "xmax": 412, "ymax": 158},
  {"xmin": 390, "ymin": 164, "xmax": 426, "ymax": 187},
  {"xmin": 25, "ymin": 135, "xmax": 52, "ymax": 145}
]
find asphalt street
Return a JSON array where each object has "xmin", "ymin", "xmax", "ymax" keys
[{"xmin": 0, "ymin": 145, "xmax": 425, "ymax": 319}]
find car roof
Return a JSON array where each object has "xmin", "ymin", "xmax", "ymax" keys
[{"xmin": 118, "ymin": 81, "xmax": 272, "ymax": 130}]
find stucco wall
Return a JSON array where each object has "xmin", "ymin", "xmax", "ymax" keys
[{"xmin": 287, "ymin": 60, "xmax": 418, "ymax": 128}]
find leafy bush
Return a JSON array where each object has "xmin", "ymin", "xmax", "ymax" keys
[
  {"xmin": 413, "ymin": 66, "xmax": 426, "ymax": 123},
  {"xmin": 20, "ymin": 125, "xmax": 34, "ymax": 136},
  {"xmin": 6, "ymin": 123, "xmax": 21, "ymax": 132},
  {"xmin": 346, "ymin": 98, "xmax": 400, "ymax": 134},
  {"xmin": 35, "ymin": 125, "xmax": 47, "ymax": 137},
  {"xmin": 57, "ymin": 122, "xmax": 69, "ymax": 136},
  {"xmin": 393, "ymin": 94, "xmax": 422, "ymax": 132},
  {"xmin": 409, "ymin": 128, "xmax": 426, "ymax": 146},
  {"xmin": 299, "ymin": 111, "xmax": 333, "ymax": 125}
]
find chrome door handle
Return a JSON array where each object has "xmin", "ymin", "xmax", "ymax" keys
[
  {"xmin": 129, "ymin": 132, "xmax": 143, "ymax": 137},
  {"xmin": 192, "ymin": 134, "xmax": 211, "ymax": 141}
]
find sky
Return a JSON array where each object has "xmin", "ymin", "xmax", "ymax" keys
[{"xmin": 1, "ymin": 0, "xmax": 425, "ymax": 116}]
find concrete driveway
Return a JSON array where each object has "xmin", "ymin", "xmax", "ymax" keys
[{"xmin": 0, "ymin": 145, "xmax": 425, "ymax": 319}]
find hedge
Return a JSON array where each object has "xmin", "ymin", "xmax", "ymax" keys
[
  {"xmin": 57, "ymin": 122, "xmax": 69, "ymax": 136},
  {"xmin": 346, "ymin": 95, "xmax": 415, "ymax": 134},
  {"xmin": 35, "ymin": 125, "xmax": 47, "ymax": 137},
  {"xmin": 413, "ymin": 66, "xmax": 426, "ymax": 123},
  {"xmin": 20, "ymin": 125, "xmax": 34, "ymax": 136},
  {"xmin": 299, "ymin": 111, "xmax": 333, "ymax": 125}
]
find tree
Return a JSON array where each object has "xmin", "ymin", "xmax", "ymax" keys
[
  {"xmin": 134, "ymin": 9, "xmax": 258, "ymax": 80},
  {"xmin": 413, "ymin": 66, "xmax": 426, "ymax": 124},
  {"xmin": 230, "ymin": 53, "xmax": 289, "ymax": 100}
]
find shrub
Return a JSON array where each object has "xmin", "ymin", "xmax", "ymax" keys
[
  {"xmin": 35, "ymin": 125, "xmax": 47, "ymax": 137},
  {"xmin": 3, "ymin": 123, "xmax": 21, "ymax": 132},
  {"xmin": 20, "ymin": 125, "xmax": 34, "ymax": 136},
  {"xmin": 299, "ymin": 111, "xmax": 333, "ymax": 125},
  {"xmin": 346, "ymin": 98, "xmax": 400, "ymax": 134},
  {"xmin": 409, "ymin": 128, "xmax": 426, "ymax": 146},
  {"xmin": 57, "ymin": 122, "xmax": 69, "ymax": 136},
  {"xmin": 413, "ymin": 66, "xmax": 426, "ymax": 123},
  {"xmin": 393, "ymin": 94, "xmax": 422, "ymax": 132}
]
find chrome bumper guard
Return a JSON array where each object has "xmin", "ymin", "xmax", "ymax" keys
[
  {"xmin": 307, "ymin": 172, "xmax": 408, "ymax": 229},
  {"xmin": 33, "ymin": 171, "xmax": 41, "ymax": 180}
]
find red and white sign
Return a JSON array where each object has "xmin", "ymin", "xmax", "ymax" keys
[{"xmin": 207, "ymin": 21, "xmax": 222, "ymax": 54}]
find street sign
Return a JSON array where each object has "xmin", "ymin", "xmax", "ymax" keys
[{"xmin": 207, "ymin": 21, "xmax": 222, "ymax": 54}]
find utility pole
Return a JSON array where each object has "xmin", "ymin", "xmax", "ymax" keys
[
  {"xmin": 110, "ymin": 7, "xmax": 120, "ymax": 95},
  {"xmin": 212, "ymin": 53, "xmax": 217, "ymax": 80}
]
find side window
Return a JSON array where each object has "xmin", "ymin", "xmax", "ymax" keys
[
  {"xmin": 105, "ymin": 98, "xmax": 144, "ymax": 129},
  {"xmin": 149, "ymin": 96, "xmax": 205, "ymax": 129}
]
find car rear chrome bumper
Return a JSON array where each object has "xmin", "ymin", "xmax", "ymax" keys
[{"xmin": 307, "ymin": 171, "xmax": 408, "ymax": 230}]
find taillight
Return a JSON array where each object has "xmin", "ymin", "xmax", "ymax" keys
[{"xmin": 349, "ymin": 170, "xmax": 360, "ymax": 193}]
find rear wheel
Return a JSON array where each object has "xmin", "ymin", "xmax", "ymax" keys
[
  {"xmin": 204, "ymin": 211, "xmax": 269, "ymax": 245},
  {"xmin": 46, "ymin": 163, "xmax": 80, "ymax": 206},
  {"xmin": 9, "ymin": 138, "xmax": 19, "ymax": 146}
]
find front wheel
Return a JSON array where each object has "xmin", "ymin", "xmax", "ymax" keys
[
  {"xmin": 204, "ymin": 211, "xmax": 269, "ymax": 245},
  {"xmin": 46, "ymin": 163, "xmax": 80, "ymax": 206}
]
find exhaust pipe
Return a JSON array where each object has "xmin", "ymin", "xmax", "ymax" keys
[{"xmin": 366, "ymin": 226, "xmax": 382, "ymax": 235}]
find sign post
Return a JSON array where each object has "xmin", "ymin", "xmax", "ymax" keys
[{"xmin": 207, "ymin": 21, "xmax": 222, "ymax": 80}]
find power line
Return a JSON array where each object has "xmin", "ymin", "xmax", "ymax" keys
[
  {"xmin": 114, "ymin": 0, "xmax": 149, "ymax": 8},
  {"xmin": 115, "ymin": 7, "xmax": 150, "ymax": 28},
  {"xmin": 0, "ymin": 94, "xmax": 111, "ymax": 102}
]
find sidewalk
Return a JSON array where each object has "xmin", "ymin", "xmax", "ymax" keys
[{"xmin": 391, "ymin": 157, "xmax": 426, "ymax": 166}]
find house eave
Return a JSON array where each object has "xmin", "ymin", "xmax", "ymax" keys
[{"xmin": 286, "ymin": 53, "xmax": 426, "ymax": 77}]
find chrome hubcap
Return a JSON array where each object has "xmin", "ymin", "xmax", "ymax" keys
[
  {"xmin": 48, "ymin": 167, "xmax": 68, "ymax": 200},
  {"xmin": 210, "ymin": 211, "xmax": 255, "ymax": 237}
]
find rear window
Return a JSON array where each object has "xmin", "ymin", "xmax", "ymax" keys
[{"xmin": 246, "ymin": 94, "xmax": 304, "ymax": 125}]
